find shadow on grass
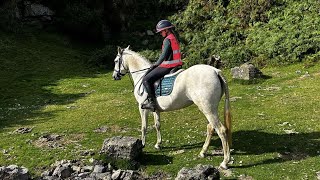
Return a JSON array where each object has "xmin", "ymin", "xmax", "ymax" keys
[
  {"xmin": 231, "ymin": 74, "xmax": 273, "ymax": 85},
  {"xmin": 145, "ymin": 130, "xmax": 320, "ymax": 168},
  {"xmin": 160, "ymin": 142, "xmax": 204, "ymax": 152},
  {"xmin": 0, "ymin": 32, "xmax": 114, "ymax": 131},
  {"xmin": 140, "ymin": 152, "xmax": 173, "ymax": 166},
  {"xmin": 221, "ymin": 130, "xmax": 319, "ymax": 168}
]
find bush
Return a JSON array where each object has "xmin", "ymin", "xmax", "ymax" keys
[
  {"xmin": 88, "ymin": 45, "xmax": 117, "ymax": 69},
  {"xmin": 55, "ymin": 2, "xmax": 104, "ymax": 41},
  {"xmin": 170, "ymin": 0, "xmax": 319, "ymax": 68},
  {"xmin": 246, "ymin": 0, "xmax": 320, "ymax": 66}
]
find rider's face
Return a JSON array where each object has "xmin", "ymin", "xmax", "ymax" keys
[{"xmin": 160, "ymin": 30, "xmax": 167, "ymax": 37}]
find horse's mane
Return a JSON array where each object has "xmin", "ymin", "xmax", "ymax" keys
[{"xmin": 124, "ymin": 49, "xmax": 151, "ymax": 65}]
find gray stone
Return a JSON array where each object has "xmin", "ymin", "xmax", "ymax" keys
[
  {"xmin": 24, "ymin": 1, "xmax": 55, "ymax": 17},
  {"xmin": 146, "ymin": 30, "xmax": 154, "ymax": 36},
  {"xmin": 52, "ymin": 165, "xmax": 72, "ymax": 178},
  {"xmin": 91, "ymin": 172, "xmax": 112, "ymax": 180},
  {"xmin": 78, "ymin": 172, "xmax": 90, "ymax": 178},
  {"xmin": 111, "ymin": 169, "xmax": 142, "ymax": 180},
  {"xmin": 81, "ymin": 165, "xmax": 93, "ymax": 172},
  {"xmin": 175, "ymin": 164, "xmax": 220, "ymax": 180},
  {"xmin": 14, "ymin": 127, "xmax": 33, "ymax": 134},
  {"xmin": 0, "ymin": 165, "xmax": 30, "ymax": 180},
  {"xmin": 111, "ymin": 169, "xmax": 122, "ymax": 179},
  {"xmin": 231, "ymin": 63, "xmax": 262, "ymax": 80},
  {"xmin": 100, "ymin": 136, "xmax": 143, "ymax": 160},
  {"xmin": 93, "ymin": 165, "xmax": 106, "ymax": 173}
]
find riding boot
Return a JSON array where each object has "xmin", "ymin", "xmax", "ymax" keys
[
  {"xmin": 142, "ymin": 75, "xmax": 157, "ymax": 111},
  {"xmin": 141, "ymin": 97, "xmax": 156, "ymax": 112}
]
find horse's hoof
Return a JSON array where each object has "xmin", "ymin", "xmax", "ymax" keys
[
  {"xmin": 198, "ymin": 152, "xmax": 205, "ymax": 158},
  {"xmin": 154, "ymin": 144, "xmax": 161, "ymax": 150},
  {"xmin": 219, "ymin": 163, "xmax": 228, "ymax": 170}
]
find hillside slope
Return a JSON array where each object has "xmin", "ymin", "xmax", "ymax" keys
[{"xmin": 0, "ymin": 31, "xmax": 319, "ymax": 179}]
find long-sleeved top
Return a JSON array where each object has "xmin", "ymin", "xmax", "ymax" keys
[{"xmin": 154, "ymin": 38, "xmax": 173, "ymax": 66}]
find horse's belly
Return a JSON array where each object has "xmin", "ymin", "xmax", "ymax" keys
[{"xmin": 157, "ymin": 95, "xmax": 193, "ymax": 112}]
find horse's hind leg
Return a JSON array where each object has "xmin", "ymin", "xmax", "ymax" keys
[
  {"xmin": 199, "ymin": 123, "xmax": 214, "ymax": 157},
  {"xmin": 200, "ymin": 111, "xmax": 230, "ymax": 169},
  {"xmin": 213, "ymin": 118, "xmax": 230, "ymax": 169}
]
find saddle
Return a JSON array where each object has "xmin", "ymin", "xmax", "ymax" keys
[{"xmin": 154, "ymin": 68, "xmax": 184, "ymax": 97}]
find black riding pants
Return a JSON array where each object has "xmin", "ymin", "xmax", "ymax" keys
[{"xmin": 142, "ymin": 66, "xmax": 172, "ymax": 98}]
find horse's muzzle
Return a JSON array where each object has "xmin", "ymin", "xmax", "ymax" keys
[
  {"xmin": 112, "ymin": 71, "xmax": 122, "ymax": 80},
  {"xmin": 113, "ymin": 75, "xmax": 121, "ymax": 80}
]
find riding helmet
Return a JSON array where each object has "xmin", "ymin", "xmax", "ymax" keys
[{"xmin": 156, "ymin": 20, "xmax": 174, "ymax": 33}]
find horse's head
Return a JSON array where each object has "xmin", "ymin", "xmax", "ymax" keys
[{"xmin": 112, "ymin": 46, "xmax": 130, "ymax": 80}]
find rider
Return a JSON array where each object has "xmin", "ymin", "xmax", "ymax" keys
[{"xmin": 141, "ymin": 20, "xmax": 183, "ymax": 111}]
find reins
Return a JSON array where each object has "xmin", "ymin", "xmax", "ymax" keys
[{"xmin": 116, "ymin": 51, "xmax": 151, "ymax": 95}]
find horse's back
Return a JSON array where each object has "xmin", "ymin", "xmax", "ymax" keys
[{"xmin": 179, "ymin": 64, "xmax": 222, "ymax": 87}]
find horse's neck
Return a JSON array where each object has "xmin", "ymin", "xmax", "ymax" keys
[{"xmin": 125, "ymin": 54, "xmax": 151, "ymax": 84}]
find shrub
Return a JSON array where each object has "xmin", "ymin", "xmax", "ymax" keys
[
  {"xmin": 246, "ymin": 0, "xmax": 320, "ymax": 66},
  {"xmin": 88, "ymin": 45, "xmax": 117, "ymax": 69}
]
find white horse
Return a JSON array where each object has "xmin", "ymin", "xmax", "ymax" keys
[{"xmin": 112, "ymin": 46, "xmax": 232, "ymax": 169}]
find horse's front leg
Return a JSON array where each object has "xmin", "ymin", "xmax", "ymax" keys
[
  {"xmin": 153, "ymin": 111, "xmax": 162, "ymax": 149},
  {"xmin": 139, "ymin": 107, "xmax": 149, "ymax": 147}
]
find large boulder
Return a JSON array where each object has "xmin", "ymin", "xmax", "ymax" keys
[
  {"xmin": 231, "ymin": 63, "xmax": 262, "ymax": 80},
  {"xmin": 23, "ymin": 1, "xmax": 54, "ymax": 20},
  {"xmin": 100, "ymin": 136, "xmax": 143, "ymax": 160}
]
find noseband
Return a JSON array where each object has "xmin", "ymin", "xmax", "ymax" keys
[{"xmin": 114, "ymin": 49, "xmax": 127, "ymax": 78}]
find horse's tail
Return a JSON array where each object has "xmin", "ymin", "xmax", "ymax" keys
[{"xmin": 217, "ymin": 70, "xmax": 232, "ymax": 147}]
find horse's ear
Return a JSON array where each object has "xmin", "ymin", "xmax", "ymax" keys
[
  {"xmin": 125, "ymin": 45, "xmax": 130, "ymax": 50},
  {"xmin": 117, "ymin": 46, "xmax": 122, "ymax": 53}
]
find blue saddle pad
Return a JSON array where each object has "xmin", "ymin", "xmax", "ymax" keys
[{"xmin": 155, "ymin": 75, "xmax": 177, "ymax": 97}]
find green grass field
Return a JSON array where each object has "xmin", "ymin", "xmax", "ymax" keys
[{"xmin": 0, "ymin": 32, "xmax": 319, "ymax": 179}]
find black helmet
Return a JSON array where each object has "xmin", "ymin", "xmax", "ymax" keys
[{"xmin": 156, "ymin": 20, "xmax": 174, "ymax": 33}]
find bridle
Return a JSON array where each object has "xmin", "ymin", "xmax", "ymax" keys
[
  {"xmin": 114, "ymin": 49, "xmax": 127, "ymax": 78},
  {"xmin": 114, "ymin": 49, "xmax": 151, "ymax": 94}
]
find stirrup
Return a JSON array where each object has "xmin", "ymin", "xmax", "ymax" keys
[{"xmin": 141, "ymin": 99, "xmax": 156, "ymax": 112}]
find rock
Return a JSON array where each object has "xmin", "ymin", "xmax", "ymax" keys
[
  {"xmin": 231, "ymin": 63, "xmax": 262, "ymax": 80},
  {"xmin": 175, "ymin": 164, "xmax": 220, "ymax": 180},
  {"xmin": 91, "ymin": 172, "xmax": 112, "ymax": 179},
  {"xmin": 52, "ymin": 165, "xmax": 73, "ymax": 178},
  {"xmin": 81, "ymin": 165, "xmax": 93, "ymax": 172},
  {"xmin": 93, "ymin": 165, "xmax": 106, "ymax": 173},
  {"xmin": 100, "ymin": 136, "xmax": 143, "ymax": 160},
  {"xmin": 238, "ymin": 174, "xmax": 254, "ymax": 180},
  {"xmin": 111, "ymin": 169, "xmax": 142, "ymax": 180},
  {"xmin": 146, "ymin": 30, "xmax": 154, "ymax": 36},
  {"xmin": 94, "ymin": 126, "xmax": 109, "ymax": 133},
  {"xmin": 0, "ymin": 165, "xmax": 30, "ymax": 180},
  {"xmin": 14, "ymin": 127, "xmax": 33, "ymax": 134},
  {"xmin": 24, "ymin": 1, "xmax": 55, "ymax": 19}
]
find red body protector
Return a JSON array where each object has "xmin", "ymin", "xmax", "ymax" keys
[{"xmin": 159, "ymin": 34, "xmax": 183, "ymax": 68}]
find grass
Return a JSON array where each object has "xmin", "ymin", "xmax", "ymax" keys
[{"xmin": 0, "ymin": 31, "xmax": 319, "ymax": 179}]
